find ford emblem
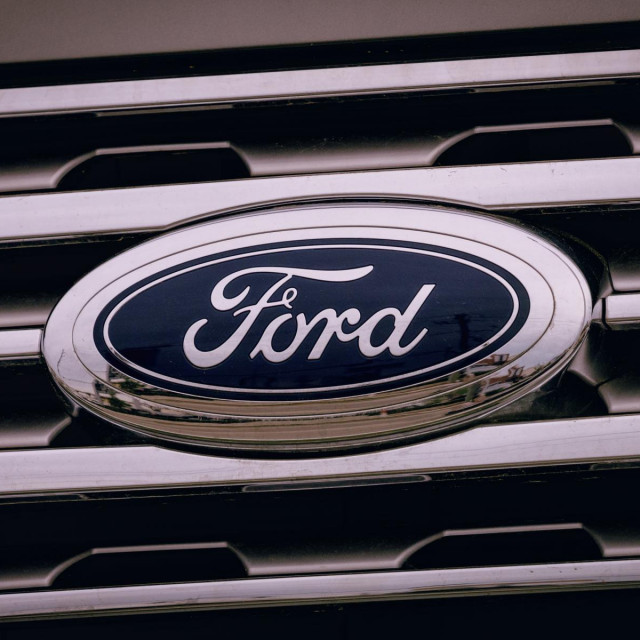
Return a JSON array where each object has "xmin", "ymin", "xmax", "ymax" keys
[{"xmin": 43, "ymin": 204, "xmax": 592, "ymax": 454}]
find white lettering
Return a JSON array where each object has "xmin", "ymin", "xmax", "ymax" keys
[{"xmin": 183, "ymin": 266, "xmax": 434, "ymax": 367}]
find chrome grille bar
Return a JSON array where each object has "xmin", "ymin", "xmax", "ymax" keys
[
  {"xmin": 606, "ymin": 293, "xmax": 640, "ymax": 325},
  {"xmin": 2, "ymin": 559, "xmax": 640, "ymax": 621},
  {"xmin": 1, "ymin": 49, "xmax": 640, "ymax": 118},
  {"xmin": 2, "ymin": 415, "xmax": 640, "ymax": 497},
  {"xmin": 2, "ymin": 157, "xmax": 640, "ymax": 243},
  {"xmin": 0, "ymin": 329, "xmax": 41, "ymax": 360}
]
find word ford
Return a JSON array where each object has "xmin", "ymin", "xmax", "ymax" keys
[{"xmin": 183, "ymin": 266, "xmax": 435, "ymax": 366}]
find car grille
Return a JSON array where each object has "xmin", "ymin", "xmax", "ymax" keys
[{"xmin": 3, "ymin": 34, "xmax": 640, "ymax": 634}]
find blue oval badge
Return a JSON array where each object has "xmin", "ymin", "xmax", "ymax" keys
[
  {"xmin": 96, "ymin": 241, "xmax": 529, "ymax": 400},
  {"xmin": 43, "ymin": 204, "xmax": 591, "ymax": 453}
]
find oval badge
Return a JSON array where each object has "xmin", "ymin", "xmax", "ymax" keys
[{"xmin": 44, "ymin": 204, "xmax": 592, "ymax": 453}]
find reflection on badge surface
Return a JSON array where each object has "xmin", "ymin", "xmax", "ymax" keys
[{"xmin": 43, "ymin": 203, "xmax": 592, "ymax": 454}]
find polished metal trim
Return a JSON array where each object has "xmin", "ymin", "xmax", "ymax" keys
[
  {"xmin": 241, "ymin": 118, "xmax": 640, "ymax": 178},
  {"xmin": 0, "ymin": 411, "xmax": 71, "ymax": 450},
  {"xmin": 42, "ymin": 204, "xmax": 591, "ymax": 453},
  {"xmin": 0, "ymin": 293, "xmax": 58, "ymax": 330},
  {"xmin": 1, "ymin": 49, "xmax": 639, "ymax": 118},
  {"xmin": 2, "ymin": 559, "xmax": 640, "ymax": 621},
  {"xmin": 234, "ymin": 523, "xmax": 586, "ymax": 577},
  {"xmin": 597, "ymin": 376, "xmax": 640, "ymax": 414},
  {"xmin": 605, "ymin": 292, "xmax": 640, "ymax": 326},
  {"xmin": 1, "ymin": 415, "xmax": 640, "ymax": 497},
  {"xmin": 0, "ymin": 328, "xmax": 41, "ymax": 360},
  {"xmin": 2, "ymin": 158, "xmax": 640, "ymax": 244}
]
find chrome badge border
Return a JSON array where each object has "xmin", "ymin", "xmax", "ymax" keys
[{"xmin": 43, "ymin": 203, "xmax": 592, "ymax": 454}]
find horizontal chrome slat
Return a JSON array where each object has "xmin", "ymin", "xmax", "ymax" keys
[
  {"xmin": 606, "ymin": 293, "xmax": 640, "ymax": 325},
  {"xmin": 0, "ymin": 329, "xmax": 40, "ymax": 360},
  {"xmin": 1, "ymin": 49, "xmax": 639, "ymax": 118},
  {"xmin": 2, "ymin": 158, "xmax": 640, "ymax": 243},
  {"xmin": 2, "ymin": 415, "xmax": 640, "ymax": 497},
  {"xmin": 2, "ymin": 559, "xmax": 640, "ymax": 621}
]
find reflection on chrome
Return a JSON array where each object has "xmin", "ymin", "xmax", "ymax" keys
[{"xmin": 43, "ymin": 204, "xmax": 592, "ymax": 454}]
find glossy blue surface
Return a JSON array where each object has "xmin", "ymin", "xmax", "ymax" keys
[{"xmin": 95, "ymin": 240, "xmax": 529, "ymax": 400}]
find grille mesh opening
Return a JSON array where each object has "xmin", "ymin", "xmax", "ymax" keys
[
  {"xmin": 404, "ymin": 529, "xmax": 601, "ymax": 570},
  {"xmin": 435, "ymin": 125, "xmax": 631, "ymax": 166},
  {"xmin": 51, "ymin": 546, "xmax": 247, "ymax": 589},
  {"xmin": 58, "ymin": 147, "xmax": 249, "ymax": 191}
]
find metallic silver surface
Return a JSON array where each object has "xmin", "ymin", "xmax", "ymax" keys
[
  {"xmin": 1, "ymin": 414, "xmax": 640, "ymax": 497},
  {"xmin": 234, "ymin": 523, "xmax": 584, "ymax": 577},
  {"xmin": 0, "ymin": 293, "xmax": 58, "ymax": 329},
  {"xmin": 0, "ymin": 328, "xmax": 41, "ymax": 360},
  {"xmin": 238, "ymin": 133, "xmax": 459, "ymax": 178},
  {"xmin": 566, "ymin": 328, "xmax": 609, "ymax": 387},
  {"xmin": 42, "ymin": 204, "xmax": 591, "ymax": 452},
  {"xmin": 598, "ymin": 376, "xmax": 640, "ymax": 414},
  {"xmin": 587, "ymin": 524, "xmax": 640, "ymax": 558},
  {"xmin": 0, "ymin": 411, "xmax": 70, "ymax": 449},
  {"xmin": 605, "ymin": 292, "xmax": 640, "ymax": 326},
  {"xmin": 619, "ymin": 121, "xmax": 640, "ymax": 154},
  {"xmin": 2, "ymin": 558, "xmax": 640, "ymax": 621},
  {"xmin": 608, "ymin": 261, "xmax": 640, "ymax": 293},
  {"xmin": 2, "ymin": 158, "xmax": 640, "ymax": 244},
  {"xmin": 192, "ymin": 119, "xmax": 628, "ymax": 179},
  {"xmin": 1, "ymin": 49, "xmax": 640, "ymax": 117}
]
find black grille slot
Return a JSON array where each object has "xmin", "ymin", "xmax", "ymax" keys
[
  {"xmin": 58, "ymin": 147, "xmax": 249, "ymax": 191},
  {"xmin": 405, "ymin": 528, "xmax": 601, "ymax": 569},
  {"xmin": 435, "ymin": 124, "xmax": 631, "ymax": 166},
  {"xmin": 0, "ymin": 238, "xmax": 139, "ymax": 330},
  {"xmin": 52, "ymin": 545, "xmax": 246, "ymax": 589},
  {"xmin": 3, "ymin": 470, "xmax": 640, "ymax": 591},
  {"xmin": 2, "ymin": 82, "xmax": 640, "ymax": 194}
]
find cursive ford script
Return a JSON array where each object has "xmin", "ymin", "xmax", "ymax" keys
[{"xmin": 183, "ymin": 266, "xmax": 435, "ymax": 366}]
